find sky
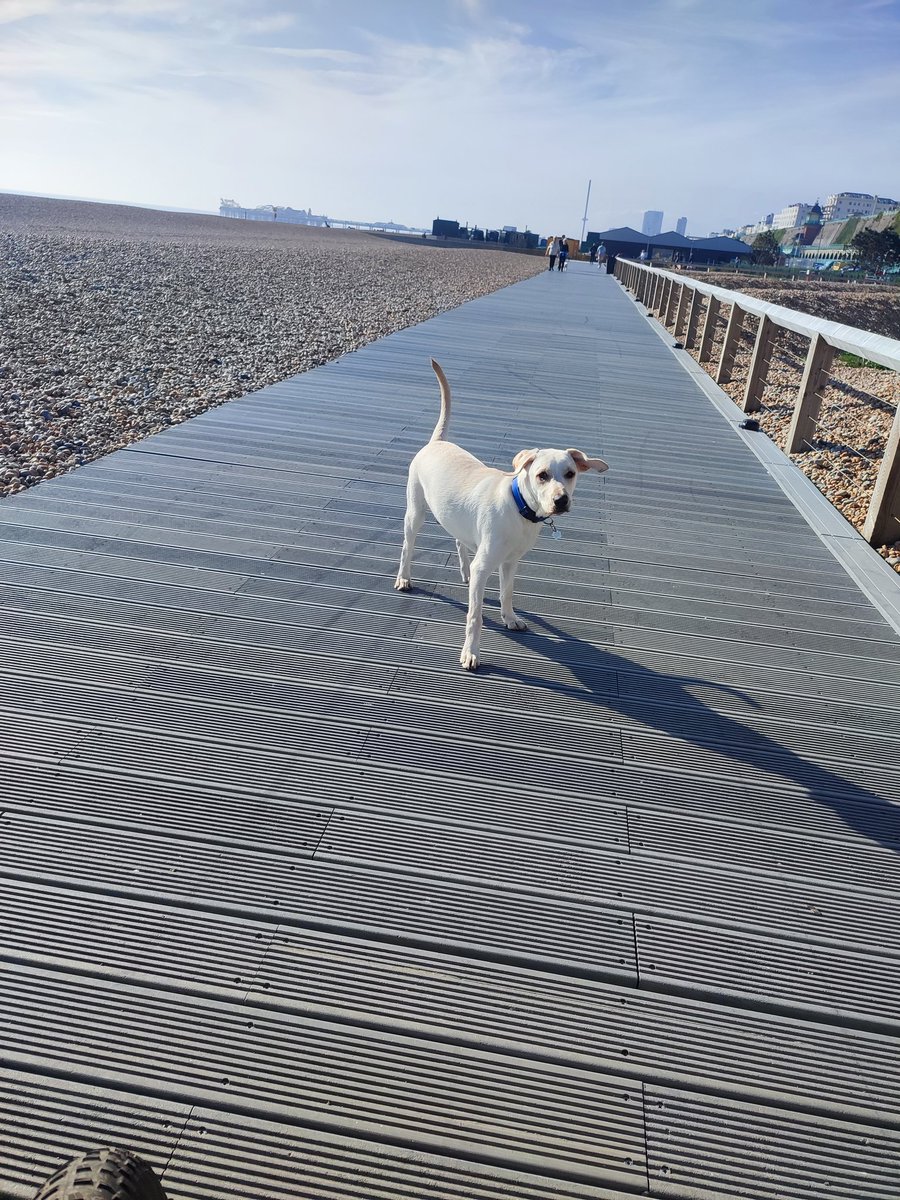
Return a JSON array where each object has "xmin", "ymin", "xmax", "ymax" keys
[{"xmin": 1, "ymin": 0, "xmax": 899, "ymax": 237}]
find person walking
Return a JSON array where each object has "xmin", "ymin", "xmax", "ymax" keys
[
  {"xmin": 546, "ymin": 237, "xmax": 559, "ymax": 271},
  {"xmin": 558, "ymin": 237, "xmax": 569, "ymax": 272},
  {"xmin": 589, "ymin": 243, "xmax": 598, "ymax": 264}
]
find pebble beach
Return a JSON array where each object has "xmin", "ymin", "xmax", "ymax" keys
[{"xmin": 0, "ymin": 193, "xmax": 544, "ymax": 495}]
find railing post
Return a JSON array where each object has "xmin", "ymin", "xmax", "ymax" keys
[
  {"xmin": 656, "ymin": 275, "xmax": 667, "ymax": 314},
  {"xmin": 673, "ymin": 283, "xmax": 689, "ymax": 336},
  {"xmin": 683, "ymin": 289, "xmax": 703, "ymax": 348},
  {"xmin": 661, "ymin": 280, "xmax": 672, "ymax": 324},
  {"xmin": 665, "ymin": 280, "xmax": 681, "ymax": 328},
  {"xmin": 785, "ymin": 334, "xmax": 836, "ymax": 453},
  {"xmin": 863, "ymin": 406, "xmax": 900, "ymax": 546},
  {"xmin": 665, "ymin": 278, "xmax": 677, "ymax": 320},
  {"xmin": 638, "ymin": 268, "xmax": 650, "ymax": 304},
  {"xmin": 658, "ymin": 277, "xmax": 671, "ymax": 318},
  {"xmin": 654, "ymin": 274, "xmax": 666, "ymax": 314},
  {"xmin": 698, "ymin": 295, "xmax": 720, "ymax": 362},
  {"xmin": 716, "ymin": 303, "xmax": 745, "ymax": 384},
  {"xmin": 742, "ymin": 314, "xmax": 778, "ymax": 413}
]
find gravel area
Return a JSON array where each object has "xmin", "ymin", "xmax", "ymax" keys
[
  {"xmin": 0, "ymin": 193, "xmax": 544, "ymax": 496},
  {"xmin": 679, "ymin": 272, "xmax": 900, "ymax": 573}
]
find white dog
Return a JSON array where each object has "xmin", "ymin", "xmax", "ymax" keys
[{"xmin": 395, "ymin": 360, "xmax": 608, "ymax": 670}]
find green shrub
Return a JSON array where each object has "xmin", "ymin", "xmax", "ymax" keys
[{"xmin": 839, "ymin": 352, "xmax": 889, "ymax": 370}]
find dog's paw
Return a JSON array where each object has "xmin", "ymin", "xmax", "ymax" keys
[
  {"xmin": 503, "ymin": 615, "xmax": 528, "ymax": 631},
  {"xmin": 394, "ymin": 576, "xmax": 411, "ymax": 592},
  {"xmin": 459, "ymin": 650, "xmax": 479, "ymax": 671}
]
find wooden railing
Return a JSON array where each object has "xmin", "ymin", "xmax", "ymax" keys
[{"xmin": 614, "ymin": 257, "xmax": 900, "ymax": 548}]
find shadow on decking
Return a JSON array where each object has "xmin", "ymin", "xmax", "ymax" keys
[{"xmin": 469, "ymin": 606, "xmax": 900, "ymax": 858}]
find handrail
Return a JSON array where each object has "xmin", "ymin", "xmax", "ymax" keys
[
  {"xmin": 614, "ymin": 257, "xmax": 900, "ymax": 549},
  {"xmin": 617, "ymin": 259, "xmax": 900, "ymax": 371}
]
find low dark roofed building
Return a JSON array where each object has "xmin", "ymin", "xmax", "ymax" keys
[
  {"xmin": 650, "ymin": 231, "xmax": 694, "ymax": 247},
  {"xmin": 586, "ymin": 227, "xmax": 649, "ymax": 246},
  {"xmin": 587, "ymin": 226, "xmax": 752, "ymax": 268},
  {"xmin": 690, "ymin": 235, "xmax": 752, "ymax": 253}
]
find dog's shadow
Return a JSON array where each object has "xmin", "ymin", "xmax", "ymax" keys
[{"xmin": 438, "ymin": 593, "xmax": 900, "ymax": 857}]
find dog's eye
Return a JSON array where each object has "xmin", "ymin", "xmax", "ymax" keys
[
  {"xmin": 564, "ymin": 470, "xmax": 576, "ymax": 480},
  {"xmin": 537, "ymin": 470, "xmax": 550, "ymax": 482}
]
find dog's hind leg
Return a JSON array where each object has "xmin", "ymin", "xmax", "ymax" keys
[
  {"xmin": 499, "ymin": 559, "xmax": 528, "ymax": 631},
  {"xmin": 455, "ymin": 539, "xmax": 472, "ymax": 583},
  {"xmin": 395, "ymin": 475, "xmax": 426, "ymax": 591}
]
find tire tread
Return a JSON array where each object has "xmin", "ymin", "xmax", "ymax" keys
[{"xmin": 33, "ymin": 1148, "xmax": 167, "ymax": 1200}]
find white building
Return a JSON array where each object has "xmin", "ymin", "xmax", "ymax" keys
[
  {"xmin": 641, "ymin": 210, "xmax": 663, "ymax": 236},
  {"xmin": 733, "ymin": 214, "xmax": 774, "ymax": 239},
  {"xmin": 771, "ymin": 202, "xmax": 813, "ymax": 230},
  {"xmin": 822, "ymin": 192, "xmax": 899, "ymax": 221}
]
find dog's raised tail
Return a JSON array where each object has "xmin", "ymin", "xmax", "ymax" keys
[{"xmin": 429, "ymin": 359, "xmax": 451, "ymax": 442}]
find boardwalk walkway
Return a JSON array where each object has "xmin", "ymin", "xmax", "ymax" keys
[{"xmin": 1, "ymin": 264, "xmax": 899, "ymax": 1198}]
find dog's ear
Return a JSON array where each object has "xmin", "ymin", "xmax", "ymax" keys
[
  {"xmin": 567, "ymin": 449, "xmax": 609, "ymax": 473},
  {"xmin": 512, "ymin": 448, "xmax": 539, "ymax": 472}
]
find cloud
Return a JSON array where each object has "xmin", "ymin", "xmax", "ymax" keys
[{"xmin": 0, "ymin": 0, "xmax": 190, "ymax": 20}]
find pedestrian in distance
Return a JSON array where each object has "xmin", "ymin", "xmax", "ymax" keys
[
  {"xmin": 547, "ymin": 237, "xmax": 559, "ymax": 271},
  {"xmin": 558, "ymin": 237, "xmax": 569, "ymax": 271},
  {"xmin": 589, "ymin": 243, "xmax": 598, "ymax": 264}
]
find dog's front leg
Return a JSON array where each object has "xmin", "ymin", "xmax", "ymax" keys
[
  {"xmin": 460, "ymin": 551, "xmax": 491, "ymax": 670},
  {"xmin": 499, "ymin": 559, "xmax": 527, "ymax": 631}
]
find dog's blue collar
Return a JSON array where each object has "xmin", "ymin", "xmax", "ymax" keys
[{"xmin": 511, "ymin": 476, "xmax": 547, "ymax": 523}]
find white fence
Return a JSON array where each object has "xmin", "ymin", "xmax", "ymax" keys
[{"xmin": 614, "ymin": 258, "xmax": 900, "ymax": 548}]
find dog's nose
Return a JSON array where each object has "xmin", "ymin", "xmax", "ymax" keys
[{"xmin": 554, "ymin": 494, "xmax": 570, "ymax": 513}]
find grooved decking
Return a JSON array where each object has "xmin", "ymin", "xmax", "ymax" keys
[{"xmin": 0, "ymin": 264, "xmax": 898, "ymax": 1199}]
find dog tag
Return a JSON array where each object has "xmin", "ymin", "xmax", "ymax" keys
[{"xmin": 550, "ymin": 526, "xmax": 563, "ymax": 540}]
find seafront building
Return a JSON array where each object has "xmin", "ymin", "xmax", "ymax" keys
[
  {"xmin": 772, "ymin": 202, "xmax": 813, "ymax": 230},
  {"xmin": 724, "ymin": 189, "xmax": 898, "ymax": 241},
  {"xmin": 822, "ymin": 192, "xmax": 899, "ymax": 221},
  {"xmin": 729, "ymin": 213, "xmax": 775, "ymax": 240}
]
